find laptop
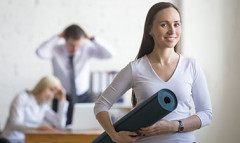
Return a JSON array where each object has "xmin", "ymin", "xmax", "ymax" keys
[
  {"xmin": 71, "ymin": 103, "xmax": 102, "ymax": 131},
  {"xmin": 71, "ymin": 103, "xmax": 131, "ymax": 131}
]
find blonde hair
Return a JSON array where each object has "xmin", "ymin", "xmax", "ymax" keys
[{"xmin": 29, "ymin": 75, "xmax": 61, "ymax": 95}]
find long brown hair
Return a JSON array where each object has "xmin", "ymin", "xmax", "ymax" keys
[{"xmin": 131, "ymin": 2, "xmax": 181, "ymax": 107}]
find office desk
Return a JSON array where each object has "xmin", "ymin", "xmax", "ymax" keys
[{"xmin": 25, "ymin": 130, "xmax": 103, "ymax": 143}]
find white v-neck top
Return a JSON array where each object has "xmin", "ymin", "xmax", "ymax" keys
[{"xmin": 94, "ymin": 55, "xmax": 212, "ymax": 143}]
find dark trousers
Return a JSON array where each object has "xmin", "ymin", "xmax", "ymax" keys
[
  {"xmin": 52, "ymin": 92, "xmax": 93, "ymax": 125},
  {"xmin": 0, "ymin": 138, "xmax": 10, "ymax": 143}
]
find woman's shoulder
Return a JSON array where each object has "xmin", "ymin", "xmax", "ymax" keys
[
  {"xmin": 180, "ymin": 54, "xmax": 196, "ymax": 62},
  {"xmin": 12, "ymin": 91, "xmax": 32, "ymax": 105},
  {"xmin": 180, "ymin": 54, "xmax": 199, "ymax": 67},
  {"xmin": 130, "ymin": 55, "xmax": 148, "ymax": 68},
  {"xmin": 180, "ymin": 55, "xmax": 203, "ymax": 75},
  {"xmin": 125, "ymin": 55, "xmax": 151, "ymax": 77},
  {"xmin": 17, "ymin": 90, "xmax": 31, "ymax": 98}
]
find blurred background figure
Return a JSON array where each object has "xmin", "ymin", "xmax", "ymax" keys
[
  {"xmin": 36, "ymin": 24, "xmax": 115, "ymax": 125},
  {"xmin": 0, "ymin": 76, "xmax": 68, "ymax": 143}
]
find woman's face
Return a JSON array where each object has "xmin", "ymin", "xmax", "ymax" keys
[
  {"xmin": 40, "ymin": 87, "xmax": 55, "ymax": 103},
  {"xmin": 149, "ymin": 7, "xmax": 181, "ymax": 49}
]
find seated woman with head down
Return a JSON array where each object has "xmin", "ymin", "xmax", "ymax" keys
[{"xmin": 0, "ymin": 76, "xmax": 68, "ymax": 143}]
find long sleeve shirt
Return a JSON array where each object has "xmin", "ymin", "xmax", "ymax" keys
[
  {"xmin": 36, "ymin": 36, "xmax": 115, "ymax": 95},
  {"xmin": 94, "ymin": 55, "xmax": 212, "ymax": 143},
  {"xmin": 1, "ymin": 91, "xmax": 69, "ymax": 141}
]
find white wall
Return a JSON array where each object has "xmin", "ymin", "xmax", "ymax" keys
[
  {"xmin": 182, "ymin": 0, "xmax": 240, "ymax": 142},
  {"xmin": 0, "ymin": 0, "xmax": 179, "ymax": 129}
]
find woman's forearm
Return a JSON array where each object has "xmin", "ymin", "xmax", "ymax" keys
[
  {"xmin": 11, "ymin": 122, "xmax": 36, "ymax": 133},
  {"xmin": 96, "ymin": 111, "xmax": 117, "ymax": 139},
  {"xmin": 180, "ymin": 115, "xmax": 201, "ymax": 132},
  {"xmin": 139, "ymin": 115, "xmax": 201, "ymax": 136}
]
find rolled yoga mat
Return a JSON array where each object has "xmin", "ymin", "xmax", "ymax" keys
[{"xmin": 92, "ymin": 88, "xmax": 178, "ymax": 143}]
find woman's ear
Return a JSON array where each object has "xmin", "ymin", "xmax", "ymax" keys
[
  {"xmin": 149, "ymin": 31, "xmax": 153, "ymax": 36},
  {"xmin": 148, "ymin": 25, "xmax": 153, "ymax": 37}
]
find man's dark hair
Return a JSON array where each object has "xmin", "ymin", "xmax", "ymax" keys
[{"xmin": 64, "ymin": 24, "xmax": 86, "ymax": 40}]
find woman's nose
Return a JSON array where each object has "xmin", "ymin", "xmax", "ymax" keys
[{"xmin": 167, "ymin": 25, "xmax": 175, "ymax": 35}]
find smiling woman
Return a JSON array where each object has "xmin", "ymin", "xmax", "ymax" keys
[
  {"xmin": 94, "ymin": 2, "xmax": 212, "ymax": 143},
  {"xmin": 149, "ymin": 8, "xmax": 181, "ymax": 50}
]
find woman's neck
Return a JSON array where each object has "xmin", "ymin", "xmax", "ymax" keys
[
  {"xmin": 31, "ymin": 92, "xmax": 42, "ymax": 105},
  {"xmin": 148, "ymin": 45, "xmax": 178, "ymax": 65}
]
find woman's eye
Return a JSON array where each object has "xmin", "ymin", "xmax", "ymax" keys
[
  {"xmin": 160, "ymin": 23, "xmax": 167, "ymax": 27},
  {"xmin": 49, "ymin": 88, "xmax": 54, "ymax": 92},
  {"xmin": 174, "ymin": 23, "xmax": 181, "ymax": 27}
]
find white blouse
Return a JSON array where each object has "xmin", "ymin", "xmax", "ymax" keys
[
  {"xmin": 1, "ymin": 91, "xmax": 68, "ymax": 141},
  {"xmin": 94, "ymin": 55, "xmax": 212, "ymax": 143}
]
